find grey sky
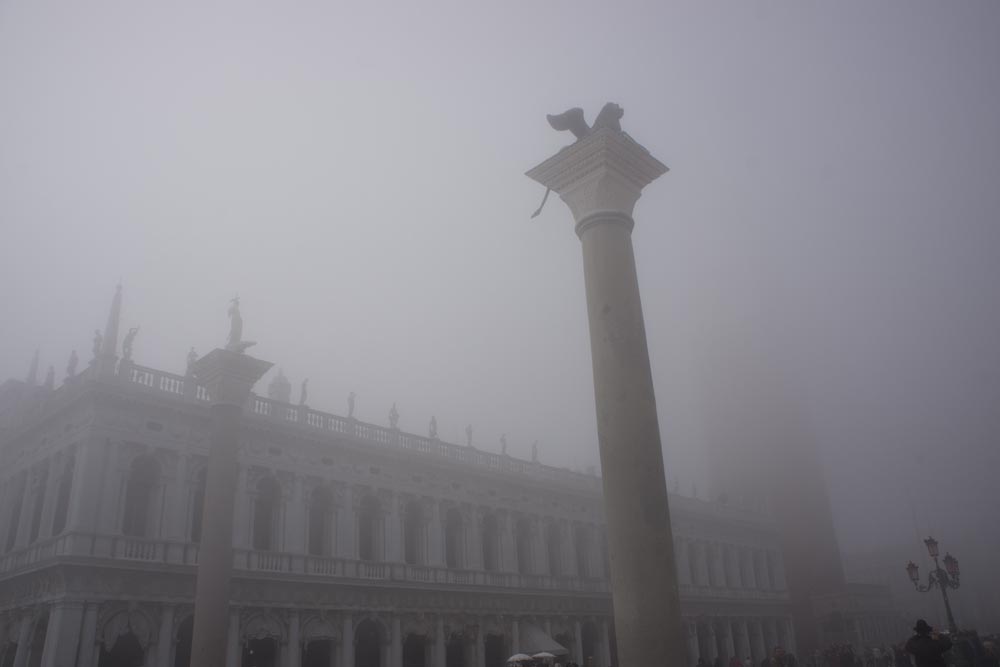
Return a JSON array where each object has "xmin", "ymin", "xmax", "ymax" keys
[{"xmin": 2, "ymin": 0, "xmax": 998, "ymax": 573}]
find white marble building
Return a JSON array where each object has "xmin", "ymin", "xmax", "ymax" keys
[{"xmin": 0, "ymin": 308, "xmax": 794, "ymax": 667}]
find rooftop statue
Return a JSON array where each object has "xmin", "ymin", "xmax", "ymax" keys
[
  {"xmin": 465, "ymin": 424, "xmax": 473, "ymax": 447},
  {"xmin": 546, "ymin": 102, "xmax": 624, "ymax": 139},
  {"xmin": 92, "ymin": 330, "xmax": 103, "ymax": 359},
  {"xmin": 299, "ymin": 378, "xmax": 309, "ymax": 406},
  {"xmin": 347, "ymin": 392, "xmax": 356, "ymax": 419},
  {"xmin": 389, "ymin": 403, "xmax": 399, "ymax": 429},
  {"xmin": 122, "ymin": 327, "xmax": 139, "ymax": 362},
  {"xmin": 429, "ymin": 416, "xmax": 438, "ymax": 439},
  {"xmin": 186, "ymin": 348, "xmax": 198, "ymax": 377},
  {"xmin": 226, "ymin": 297, "xmax": 256, "ymax": 353},
  {"xmin": 531, "ymin": 102, "xmax": 625, "ymax": 218}
]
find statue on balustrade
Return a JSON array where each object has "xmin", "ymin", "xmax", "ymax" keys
[
  {"xmin": 389, "ymin": 403, "xmax": 399, "ymax": 429},
  {"xmin": 122, "ymin": 327, "xmax": 139, "ymax": 362},
  {"xmin": 531, "ymin": 441, "xmax": 539, "ymax": 462},
  {"xmin": 299, "ymin": 378, "xmax": 309, "ymax": 406},
  {"xmin": 500, "ymin": 433, "xmax": 507, "ymax": 456},
  {"xmin": 429, "ymin": 416, "xmax": 438, "ymax": 439},
  {"xmin": 465, "ymin": 424, "xmax": 473, "ymax": 447},
  {"xmin": 348, "ymin": 391, "xmax": 356, "ymax": 418}
]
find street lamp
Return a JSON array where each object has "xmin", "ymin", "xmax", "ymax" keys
[{"xmin": 905, "ymin": 537, "xmax": 961, "ymax": 633}]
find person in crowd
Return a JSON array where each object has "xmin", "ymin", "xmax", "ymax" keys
[{"xmin": 905, "ymin": 620, "xmax": 952, "ymax": 667}]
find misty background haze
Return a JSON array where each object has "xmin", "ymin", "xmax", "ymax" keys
[{"xmin": 2, "ymin": 0, "xmax": 998, "ymax": 626}]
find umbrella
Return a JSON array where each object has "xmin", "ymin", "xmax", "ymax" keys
[
  {"xmin": 508, "ymin": 655, "xmax": 534, "ymax": 663},
  {"xmin": 533, "ymin": 653, "xmax": 557, "ymax": 660}
]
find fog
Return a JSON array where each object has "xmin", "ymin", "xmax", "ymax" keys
[{"xmin": 2, "ymin": 0, "xmax": 999, "ymax": 628}]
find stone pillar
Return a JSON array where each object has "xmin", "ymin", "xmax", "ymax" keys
[
  {"xmin": 190, "ymin": 348, "xmax": 272, "ymax": 667},
  {"xmin": 435, "ymin": 617, "xmax": 447, "ymax": 667},
  {"xmin": 573, "ymin": 620, "xmax": 583, "ymax": 664},
  {"xmin": 599, "ymin": 620, "xmax": 612, "ymax": 667},
  {"xmin": 287, "ymin": 611, "xmax": 301, "ymax": 667},
  {"xmin": 527, "ymin": 118, "xmax": 683, "ymax": 667},
  {"xmin": 391, "ymin": 616, "xmax": 402, "ymax": 667},
  {"xmin": 705, "ymin": 623, "xmax": 718, "ymax": 661},
  {"xmin": 341, "ymin": 616, "xmax": 354, "ymax": 667},
  {"xmin": 736, "ymin": 619, "xmax": 751, "ymax": 664},
  {"xmin": 685, "ymin": 621, "xmax": 699, "ymax": 667},
  {"xmin": 764, "ymin": 619, "xmax": 778, "ymax": 655},
  {"xmin": 511, "ymin": 618, "xmax": 520, "ymax": 653},
  {"xmin": 722, "ymin": 620, "xmax": 735, "ymax": 661},
  {"xmin": 155, "ymin": 605, "xmax": 175, "ymax": 667},
  {"xmin": 40, "ymin": 603, "xmax": 84, "ymax": 667},
  {"xmin": 750, "ymin": 620, "xmax": 766, "ymax": 664},
  {"xmin": 77, "ymin": 604, "xmax": 100, "ymax": 667},
  {"xmin": 12, "ymin": 615, "xmax": 33, "ymax": 667},
  {"xmin": 225, "ymin": 610, "xmax": 240, "ymax": 667}
]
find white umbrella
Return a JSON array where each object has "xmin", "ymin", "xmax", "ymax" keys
[
  {"xmin": 508, "ymin": 655, "xmax": 534, "ymax": 663},
  {"xmin": 533, "ymin": 653, "xmax": 557, "ymax": 660}
]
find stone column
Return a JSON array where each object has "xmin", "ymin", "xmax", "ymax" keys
[
  {"xmin": 391, "ymin": 616, "xmax": 403, "ymax": 667},
  {"xmin": 705, "ymin": 623, "xmax": 718, "ymax": 661},
  {"xmin": 750, "ymin": 620, "xmax": 766, "ymax": 664},
  {"xmin": 155, "ymin": 605, "xmax": 175, "ymax": 667},
  {"xmin": 435, "ymin": 617, "xmax": 447, "ymax": 667},
  {"xmin": 12, "ymin": 615, "xmax": 33, "ymax": 667},
  {"xmin": 736, "ymin": 619, "xmax": 751, "ymax": 664},
  {"xmin": 287, "ymin": 611, "xmax": 301, "ymax": 667},
  {"xmin": 528, "ymin": 118, "xmax": 683, "ymax": 667},
  {"xmin": 511, "ymin": 618, "xmax": 520, "ymax": 653},
  {"xmin": 341, "ymin": 616, "xmax": 354, "ymax": 667},
  {"xmin": 77, "ymin": 604, "xmax": 100, "ymax": 667},
  {"xmin": 573, "ymin": 620, "xmax": 584, "ymax": 664},
  {"xmin": 721, "ymin": 620, "xmax": 735, "ymax": 661},
  {"xmin": 225, "ymin": 610, "xmax": 240, "ymax": 667},
  {"xmin": 685, "ymin": 621, "xmax": 699, "ymax": 667},
  {"xmin": 40, "ymin": 603, "xmax": 84, "ymax": 667},
  {"xmin": 190, "ymin": 348, "xmax": 272, "ymax": 667},
  {"xmin": 599, "ymin": 619, "xmax": 612, "ymax": 667}
]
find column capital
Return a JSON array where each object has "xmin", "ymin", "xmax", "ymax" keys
[
  {"xmin": 526, "ymin": 128, "xmax": 667, "ymax": 233},
  {"xmin": 195, "ymin": 348, "xmax": 272, "ymax": 408}
]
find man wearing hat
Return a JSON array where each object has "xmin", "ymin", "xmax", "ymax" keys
[{"xmin": 905, "ymin": 620, "xmax": 952, "ymax": 667}]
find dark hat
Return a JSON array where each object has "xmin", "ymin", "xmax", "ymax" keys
[{"xmin": 914, "ymin": 620, "xmax": 933, "ymax": 635}]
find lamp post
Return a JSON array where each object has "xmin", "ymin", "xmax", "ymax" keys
[{"xmin": 905, "ymin": 537, "xmax": 961, "ymax": 633}]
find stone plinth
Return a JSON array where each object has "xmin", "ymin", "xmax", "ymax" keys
[
  {"xmin": 527, "ymin": 125, "xmax": 685, "ymax": 666},
  {"xmin": 190, "ymin": 348, "xmax": 272, "ymax": 667}
]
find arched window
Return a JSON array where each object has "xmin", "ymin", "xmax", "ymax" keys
[
  {"xmin": 308, "ymin": 486, "xmax": 334, "ymax": 557},
  {"xmin": 444, "ymin": 508, "xmax": 464, "ymax": 569},
  {"xmin": 403, "ymin": 500, "xmax": 424, "ymax": 565},
  {"xmin": 574, "ymin": 524, "xmax": 591, "ymax": 578},
  {"xmin": 546, "ymin": 522, "xmax": 562, "ymax": 576},
  {"xmin": 355, "ymin": 619, "xmax": 384, "ymax": 667},
  {"xmin": 357, "ymin": 495, "xmax": 381, "ymax": 561},
  {"xmin": 51, "ymin": 455, "xmax": 74, "ymax": 536},
  {"xmin": 122, "ymin": 456, "xmax": 159, "ymax": 538},
  {"xmin": 481, "ymin": 513, "xmax": 500, "ymax": 572},
  {"xmin": 515, "ymin": 517, "xmax": 532, "ymax": 575},
  {"xmin": 189, "ymin": 469, "xmax": 206, "ymax": 543},
  {"xmin": 252, "ymin": 476, "xmax": 281, "ymax": 551},
  {"xmin": 28, "ymin": 464, "xmax": 49, "ymax": 544}
]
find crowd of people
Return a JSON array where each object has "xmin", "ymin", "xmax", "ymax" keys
[{"xmin": 807, "ymin": 620, "xmax": 999, "ymax": 667}]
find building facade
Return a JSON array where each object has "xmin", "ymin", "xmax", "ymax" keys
[{"xmin": 0, "ymin": 310, "xmax": 794, "ymax": 667}]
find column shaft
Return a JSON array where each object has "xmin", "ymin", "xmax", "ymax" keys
[
  {"xmin": 156, "ymin": 605, "xmax": 175, "ymax": 667},
  {"xmin": 77, "ymin": 604, "xmax": 100, "ymax": 667},
  {"xmin": 40, "ymin": 603, "xmax": 84, "ymax": 667},
  {"xmin": 191, "ymin": 403, "xmax": 242, "ymax": 667}
]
